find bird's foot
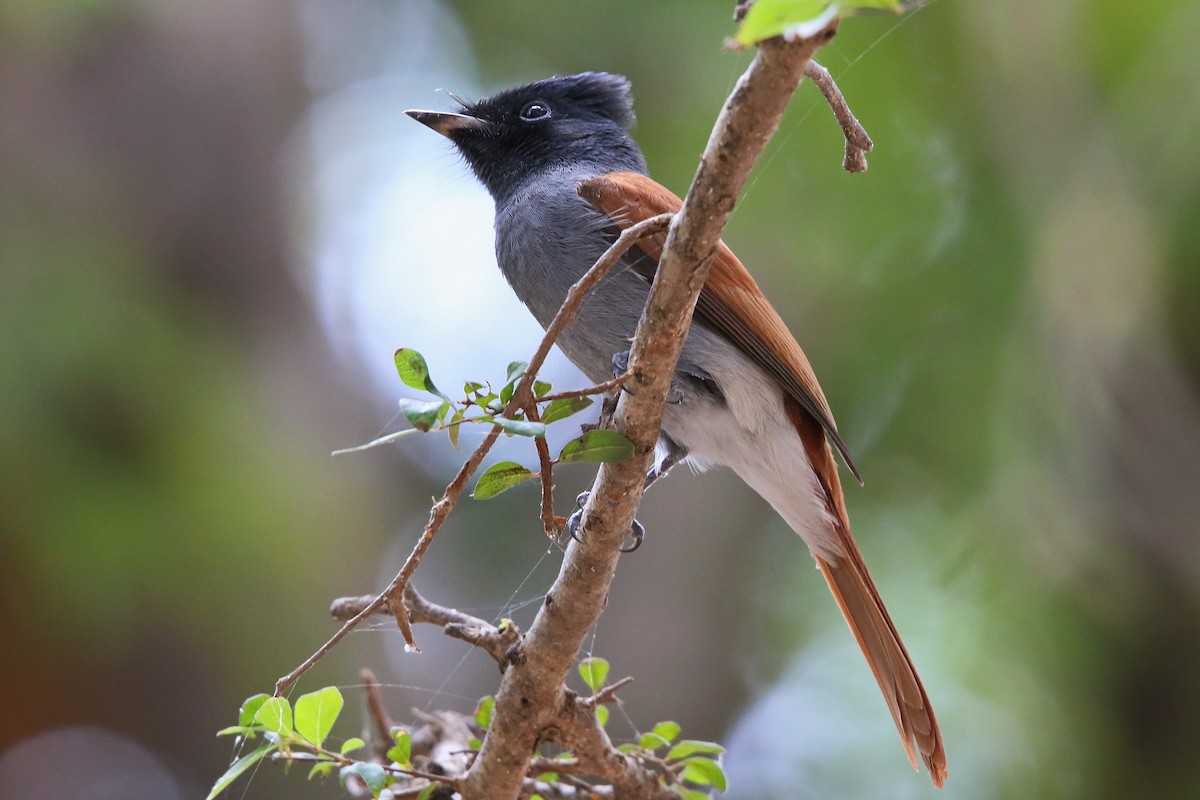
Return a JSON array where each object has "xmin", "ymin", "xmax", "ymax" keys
[
  {"xmin": 611, "ymin": 350, "xmax": 683, "ymax": 403},
  {"xmin": 565, "ymin": 491, "xmax": 645, "ymax": 553}
]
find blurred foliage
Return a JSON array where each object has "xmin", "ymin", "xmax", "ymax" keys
[{"xmin": 1, "ymin": 1, "xmax": 1199, "ymax": 798}]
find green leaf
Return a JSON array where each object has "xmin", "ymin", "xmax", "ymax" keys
[
  {"xmin": 448, "ymin": 407, "xmax": 464, "ymax": 449},
  {"xmin": 416, "ymin": 786, "xmax": 437, "ymax": 800},
  {"xmin": 491, "ymin": 417, "xmax": 547, "ymax": 437},
  {"xmin": 536, "ymin": 771, "xmax": 559, "ymax": 782},
  {"xmin": 578, "ymin": 657, "xmax": 610, "ymax": 693},
  {"xmin": 616, "ymin": 742, "xmax": 641, "ymax": 754},
  {"xmin": 474, "ymin": 695, "xmax": 495, "ymax": 730},
  {"xmin": 398, "ymin": 398, "xmax": 449, "ymax": 433},
  {"xmin": 473, "ymin": 461, "xmax": 537, "ymax": 499},
  {"xmin": 294, "ymin": 687, "xmax": 343, "ymax": 748},
  {"xmin": 467, "ymin": 737, "xmax": 483, "ymax": 750},
  {"xmin": 667, "ymin": 740, "xmax": 726, "ymax": 760},
  {"xmin": 340, "ymin": 762, "xmax": 388, "ymax": 795},
  {"xmin": 557, "ymin": 430, "xmax": 635, "ymax": 463},
  {"xmin": 651, "ymin": 720, "xmax": 681, "ymax": 744},
  {"xmin": 206, "ymin": 743, "xmax": 275, "ymax": 800},
  {"xmin": 596, "ymin": 706, "xmax": 610, "ymax": 727},
  {"xmin": 541, "ymin": 396, "xmax": 593, "ymax": 425},
  {"xmin": 506, "ymin": 360, "xmax": 528, "ymax": 384},
  {"xmin": 680, "ymin": 757, "xmax": 727, "ymax": 791},
  {"xmin": 395, "ymin": 348, "xmax": 448, "ymax": 399},
  {"xmin": 238, "ymin": 694, "xmax": 271, "ymax": 727},
  {"xmin": 332, "ymin": 428, "xmax": 420, "ymax": 456},
  {"xmin": 216, "ymin": 725, "xmax": 259, "ymax": 738},
  {"xmin": 499, "ymin": 360, "xmax": 528, "ymax": 406},
  {"xmin": 340, "ymin": 737, "xmax": 366, "ymax": 756},
  {"xmin": 387, "ymin": 728, "xmax": 412, "ymax": 767},
  {"xmin": 534, "ymin": 380, "xmax": 552, "ymax": 397},
  {"xmin": 639, "ymin": 732, "xmax": 670, "ymax": 751},
  {"xmin": 308, "ymin": 761, "xmax": 337, "ymax": 780},
  {"xmin": 253, "ymin": 697, "xmax": 293, "ymax": 738},
  {"xmin": 673, "ymin": 787, "xmax": 711, "ymax": 800},
  {"xmin": 734, "ymin": 0, "xmax": 913, "ymax": 47}
]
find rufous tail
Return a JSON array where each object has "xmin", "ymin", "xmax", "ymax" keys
[{"xmin": 788, "ymin": 398, "xmax": 948, "ymax": 787}]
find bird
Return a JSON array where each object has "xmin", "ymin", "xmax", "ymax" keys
[{"xmin": 406, "ymin": 71, "xmax": 947, "ymax": 787}]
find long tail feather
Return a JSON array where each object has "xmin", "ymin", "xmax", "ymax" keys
[{"xmin": 787, "ymin": 398, "xmax": 947, "ymax": 787}]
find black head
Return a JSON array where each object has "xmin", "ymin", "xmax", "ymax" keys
[{"xmin": 406, "ymin": 72, "xmax": 648, "ymax": 202}]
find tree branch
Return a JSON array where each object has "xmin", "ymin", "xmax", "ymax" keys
[
  {"xmin": 460, "ymin": 22, "xmax": 840, "ymax": 800},
  {"xmin": 805, "ymin": 59, "xmax": 874, "ymax": 172}
]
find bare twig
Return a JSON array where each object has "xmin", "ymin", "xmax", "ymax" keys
[
  {"xmin": 524, "ymin": 401, "xmax": 560, "ymax": 537},
  {"xmin": 519, "ymin": 214, "xmax": 674, "ymax": 395},
  {"xmin": 331, "ymin": 586, "xmax": 520, "ymax": 668},
  {"xmin": 360, "ymin": 668, "xmax": 395, "ymax": 748},
  {"xmin": 805, "ymin": 59, "xmax": 874, "ymax": 172},
  {"xmin": 537, "ymin": 372, "xmax": 632, "ymax": 403},
  {"xmin": 461, "ymin": 23, "xmax": 840, "ymax": 800},
  {"xmin": 580, "ymin": 676, "xmax": 636, "ymax": 707}
]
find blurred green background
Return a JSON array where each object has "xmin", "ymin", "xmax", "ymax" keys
[{"xmin": 2, "ymin": 1, "xmax": 1199, "ymax": 798}]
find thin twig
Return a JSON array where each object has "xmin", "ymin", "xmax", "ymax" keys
[
  {"xmin": 537, "ymin": 372, "xmax": 632, "ymax": 403},
  {"xmin": 580, "ymin": 676, "xmax": 636, "ymax": 707},
  {"xmin": 521, "ymin": 214, "xmax": 673, "ymax": 392},
  {"xmin": 524, "ymin": 401, "xmax": 560, "ymax": 537},
  {"xmin": 331, "ymin": 586, "xmax": 520, "ymax": 667},
  {"xmin": 360, "ymin": 668, "xmax": 395, "ymax": 746},
  {"xmin": 805, "ymin": 59, "xmax": 874, "ymax": 173},
  {"xmin": 274, "ymin": 425, "xmax": 502, "ymax": 696}
]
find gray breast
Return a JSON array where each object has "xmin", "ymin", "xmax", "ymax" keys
[{"xmin": 494, "ymin": 175, "xmax": 651, "ymax": 384}]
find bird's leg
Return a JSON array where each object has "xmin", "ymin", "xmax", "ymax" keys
[
  {"xmin": 612, "ymin": 350, "xmax": 686, "ymax": 403},
  {"xmin": 565, "ymin": 492, "xmax": 646, "ymax": 552},
  {"xmin": 565, "ymin": 356, "xmax": 695, "ymax": 552},
  {"xmin": 566, "ymin": 435, "xmax": 689, "ymax": 553}
]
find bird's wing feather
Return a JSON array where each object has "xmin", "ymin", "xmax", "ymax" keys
[
  {"xmin": 577, "ymin": 170, "xmax": 861, "ymax": 482},
  {"xmin": 578, "ymin": 171, "xmax": 947, "ymax": 786}
]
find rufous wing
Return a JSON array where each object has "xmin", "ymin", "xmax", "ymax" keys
[
  {"xmin": 578, "ymin": 171, "xmax": 947, "ymax": 786},
  {"xmin": 577, "ymin": 171, "xmax": 861, "ymax": 483}
]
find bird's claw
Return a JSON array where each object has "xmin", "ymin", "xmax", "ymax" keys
[
  {"xmin": 565, "ymin": 491, "xmax": 645, "ymax": 552},
  {"xmin": 611, "ymin": 351, "xmax": 630, "ymax": 378},
  {"xmin": 612, "ymin": 350, "xmax": 682, "ymax": 404}
]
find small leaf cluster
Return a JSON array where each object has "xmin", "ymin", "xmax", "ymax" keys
[
  {"xmin": 474, "ymin": 427, "xmax": 635, "ymax": 499},
  {"xmin": 333, "ymin": 347, "xmax": 636, "ymax": 500},
  {"xmin": 579, "ymin": 658, "xmax": 728, "ymax": 798},
  {"xmin": 209, "ymin": 688, "xmax": 436, "ymax": 800}
]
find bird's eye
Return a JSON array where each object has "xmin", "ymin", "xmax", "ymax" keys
[{"xmin": 519, "ymin": 101, "xmax": 551, "ymax": 122}]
